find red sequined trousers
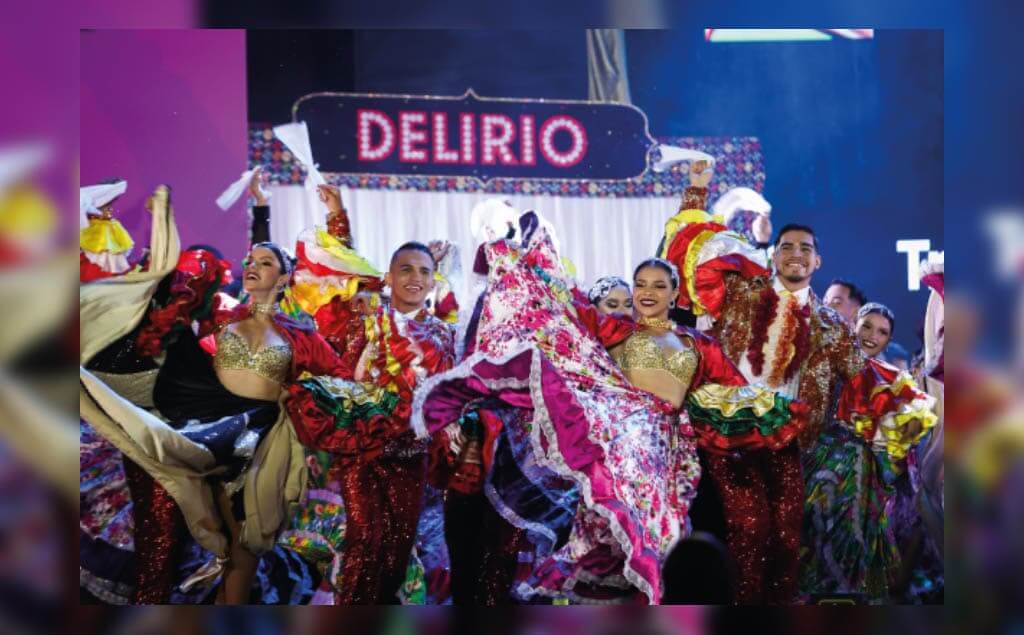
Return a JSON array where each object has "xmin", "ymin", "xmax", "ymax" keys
[
  {"xmin": 444, "ymin": 491, "xmax": 525, "ymax": 605},
  {"xmin": 702, "ymin": 442, "xmax": 803, "ymax": 604},
  {"xmin": 335, "ymin": 453, "xmax": 427, "ymax": 604},
  {"xmin": 122, "ymin": 458, "xmax": 185, "ymax": 604}
]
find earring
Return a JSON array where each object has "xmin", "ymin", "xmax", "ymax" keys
[{"xmin": 669, "ymin": 300, "xmax": 676, "ymax": 309}]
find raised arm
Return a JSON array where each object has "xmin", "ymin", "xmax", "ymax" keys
[
  {"xmin": 248, "ymin": 167, "xmax": 271, "ymax": 245},
  {"xmin": 660, "ymin": 162, "xmax": 770, "ymax": 320},
  {"xmin": 318, "ymin": 184, "xmax": 353, "ymax": 247}
]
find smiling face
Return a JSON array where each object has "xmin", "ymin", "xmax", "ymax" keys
[
  {"xmin": 597, "ymin": 286, "xmax": 633, "ymax": 317},
  {"xmin": 856, "ymin": 312, "xmax": 893, "ymax": 358},
  {"xmin": 773, "ymin": 229, "xmax": 821, "ymax": 287},
  {"xmin": 633, "ymin": 266, "xmax": 675, "ymax": 319},
  {"xmin": 242, "ymin": 246, "xmax": 288, "ymax": 299},
  {"xmin": 386, "ymin": 248, "xmax": 435, "ymax": 313}
]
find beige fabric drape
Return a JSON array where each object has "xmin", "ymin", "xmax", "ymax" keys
[
  {"xmin": 79, "ymin": 186, "xmax": 307, "ymax": 564},
  {"xmin": 80, "ymin": 186, "xmax": 180, "ymax": 365}
]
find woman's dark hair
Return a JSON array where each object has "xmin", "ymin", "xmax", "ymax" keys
[
  {"xmin": 857, "ymin": 302, "xmax": 896, "ymax": 333},
  {"xmin": 633, "ymin": 258, "xmax": 680, "ymax": 289},
  {"xmin": 249, "ymin": 241, "xmax": 294, "ymax": 302},
  {"xmin": 250, "ymin": 241, "xmax": 293, "ymax": 275}
]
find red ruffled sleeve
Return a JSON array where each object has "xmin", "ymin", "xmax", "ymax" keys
[
  {"xmin": 274, "ymin": 314, "xmax": 347, "ymax": 379},
  {"xmin": 573, "ymin": 301, "xmax": 637, "ymax": 349},
  {"xmin": 835, "ymin": 357, "xmax": 938, "ymax": 459},
  {"xmin": 661, "ymin": 216, "xmax": 769, "ymax": 319},
  {"xmin": 684, "ymin": 327, "xmax": 746, "ymax": 389}
]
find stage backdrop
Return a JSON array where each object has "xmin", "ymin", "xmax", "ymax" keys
[{"xmin": 251, "ymin": 112, "xmax": 763, "ymax": 313}]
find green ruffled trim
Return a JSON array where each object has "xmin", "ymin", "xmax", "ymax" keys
[
  {"xmin": 298, "ymin": 378, "xmax": 402, "ymax": 429},
  {"xmin": 685, "ymin": 393, "xmax": 796, "ymax": 437}
]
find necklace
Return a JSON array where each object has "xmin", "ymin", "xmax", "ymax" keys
[
  {"xmin": 638, "ymin": 316, "xmax": 675, "ymax": 331},
  {"xmin": 250, "ymin": 301, "xmax": 278, "ymax": 319}
]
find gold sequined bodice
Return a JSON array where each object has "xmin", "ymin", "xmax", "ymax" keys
[
  {"xmin": 213, "ymin": 329, "xmax": 291, "ymax": 384},
  {"xmin": 615, "ymin": 330, "xmax": 699, "ymax": 391}
]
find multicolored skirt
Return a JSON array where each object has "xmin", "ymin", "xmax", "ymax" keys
[{"xmin": 799, "ymin": 422, "xmax": 901, "ymax": 602}]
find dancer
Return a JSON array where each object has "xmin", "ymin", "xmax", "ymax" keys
[
  {"xmin": 80, "ymin": 186, "xmax": 345, "ymax": 604},
  {"xmin": 414, "ymin": 213, "xmax": 805, "ymax": 604},
  {"xmin": 80, "ymin": 180, "xmax": 135, "ymax": 281},
  {"xmin": 285, "ymin": 236, "xmax": 457, "ymax": 604},
  {"xmin": 800, "ymin": 302, "xmax": 936, "ymax": 602},
  {"xmin": 587, "ymin": 275, "xmax": 633, "ymax": 317},
  {"xmin": 659, "ymin": 161, "xmax": 937, "ymax": 603},
  {"xmin": 261, "ymin": 185, "xmax": 453, "ymax": 604}
]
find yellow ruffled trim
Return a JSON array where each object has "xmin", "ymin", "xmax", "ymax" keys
[
  {"xmin": 380, "ymin": 314, "xmax": 402, "ymax": 379},
  {"xmin": 683, "ymin": 229, "xmax": 717, "ymax": 316},
  {"xmin": 869, "ymin": 371, "xmax": 917, "ymax": 399},
  {"xmin": 852, "ymin": 399, "xmax": 938, "ymax": 461},
  {"xmin": 688, "ymin": 383, "xmax": 778, "ymax": 418},
  {"xmin": 290, "ymin": 277, "xmax": 362, "ymax": 316},
  {"xmin": 80, "ymin": 218, "xmax": 134, "ymax": 254},
  {"xmin": 658, "ymin": 209, "xmax": 724, "ymax": 258},
  {"xmin": 314, "ymin": 228, "xmax": 382, "ymax": 277}
]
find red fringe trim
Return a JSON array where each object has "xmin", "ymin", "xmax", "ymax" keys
[
  {"xmin": 746, "ymin": 286, "xmax": 777, "ymax": 376},
  {"xmin": 783, "ymin": 303, "xmax": 812, "ymax": 382}
]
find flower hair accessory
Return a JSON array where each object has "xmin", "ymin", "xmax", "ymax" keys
[{"xmin": 587, "ymin": 276, "xmax": 630, "ymax": 304}]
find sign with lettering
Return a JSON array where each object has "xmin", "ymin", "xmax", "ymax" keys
[{"xmin": 292, "ymin": 89, "xmax": 654, "ymax": 181}]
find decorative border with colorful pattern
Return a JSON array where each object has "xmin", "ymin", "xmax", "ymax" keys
[{"xmin": 249, "ymin": 125, "xmax": 764, "ymax": 201}]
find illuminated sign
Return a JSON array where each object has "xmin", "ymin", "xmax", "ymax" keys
[{"xmin": 292, "ymin": 89, "xmax": 654, "ymax": 182}]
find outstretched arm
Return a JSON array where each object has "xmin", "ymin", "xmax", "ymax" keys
[{"xmin": 248, "ymin": 167, "xmax": 271, "ymax": 246}]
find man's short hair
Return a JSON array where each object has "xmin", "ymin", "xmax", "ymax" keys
[
  {"xmin": 774, "ymin": 223, "xmax": 820, "ymax": 251},
  {"xmin": 830, "ymin": 278, "xmax": 868, "ymax": 307},
  {"xmin": 390, "ymin": 241, "xmax": 435, "ymax": 268}
]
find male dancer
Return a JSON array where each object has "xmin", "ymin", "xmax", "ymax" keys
[{"xmin": 287, "ymin": 188, "xmax": 457, "ymax": 604}]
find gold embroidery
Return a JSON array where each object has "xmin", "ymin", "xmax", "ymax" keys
[
  {"xmin": 618, "ymin": 331, "xmax": 699, "ymax": 390},
  {"xmin": 214, "ymin": 329, "xmax": 291, "ymax": 384}
]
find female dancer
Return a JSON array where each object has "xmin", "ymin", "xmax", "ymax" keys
[
  {"xmin": 587, "ymin": 276, "xmax": 632, "ymax": 318},
  {"xmin": 800, "ymin": 302, "xmax": 936, "ymax": 602},
  {"xmin": 80, "ymin": 186, "xmax": 344, "ymax": 604},
  {"xmin": 413, "ymin": 214, "xmax": 806, "ymax": 603}
]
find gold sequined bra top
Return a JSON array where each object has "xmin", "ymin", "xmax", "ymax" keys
[
  {"xmin": 214, "ymin": 329, "xmax": 292, "ymax": 384},
  {"xmin": 615, "ymin": 331, "xmax": 699, "ymax": 390}
]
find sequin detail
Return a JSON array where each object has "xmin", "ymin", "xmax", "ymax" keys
[
  {"xmin": 616, "ymin": 330, "xmax": 699, "ymax": 390},
  {"xmin": 214, "ymin": 329, "xmax": 291, "ymax": 384},
  {"xmin": 703, "ymin": 443, "xmax": 803, "ymax": 604}
]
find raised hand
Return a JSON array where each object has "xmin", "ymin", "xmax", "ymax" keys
[
  {"xmin": 690, "ymin": 160, "xmax": 713, "ymax": 188},
  {"xmin": 317, "ymin": 184, "xmax": 344, "ymax": 214},
  {"xmin": 248, "ymin": 167, "xmax": 268, "ymax": 206},
  {"xmin": 427, "ymin": 240, "xmax": 452, "ymax": 264}
]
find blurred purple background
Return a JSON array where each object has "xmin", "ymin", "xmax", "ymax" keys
[{"xmin": 80, "ymin": 29, "xmax": 251, "ymax": 265}]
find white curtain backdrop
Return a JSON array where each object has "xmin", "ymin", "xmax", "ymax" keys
[{"xmin": 267, "ymin": 184, "xmax": 680, "ymax": 307}]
